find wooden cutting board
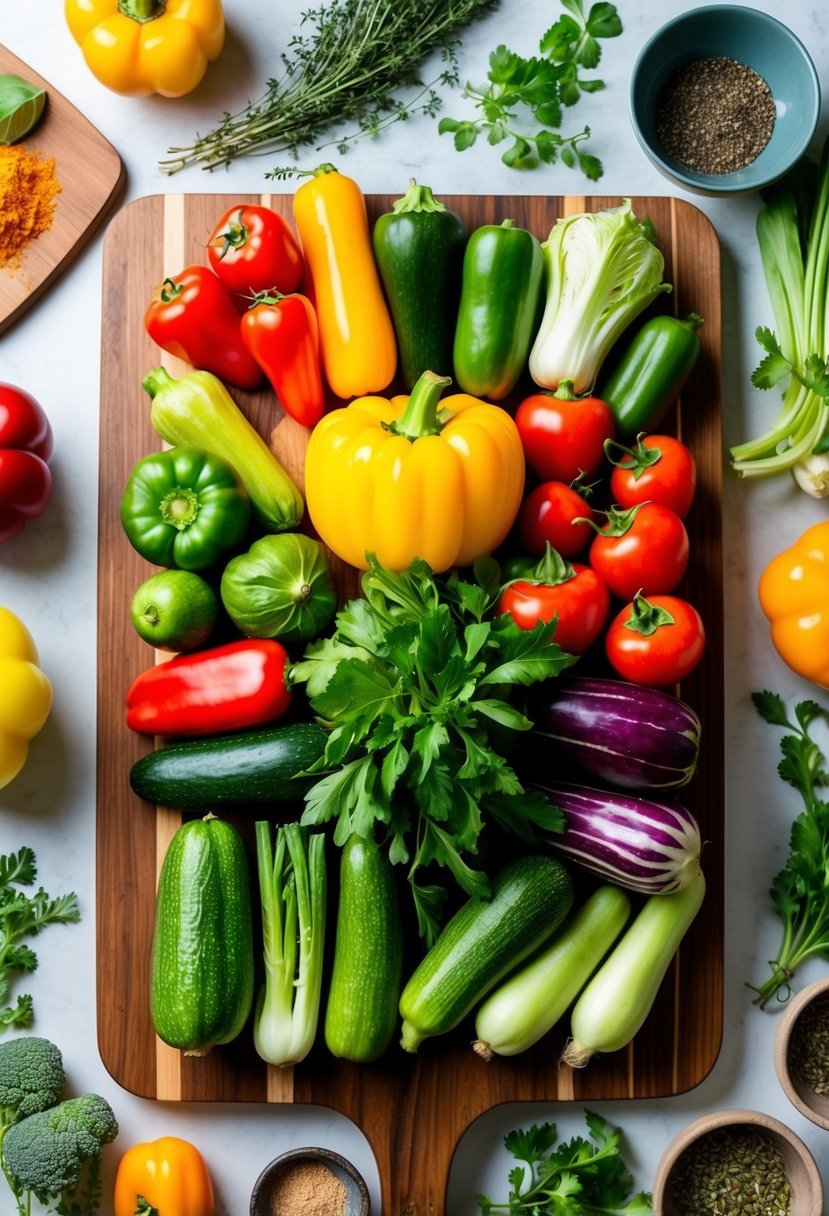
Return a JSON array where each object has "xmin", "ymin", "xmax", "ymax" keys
[
  {"xmin": 0, "ymin": 44, "xmax": 124, "ymax": 335},
  {"xmin": 97, "ymin": 191, "xmax": 723, "ymax": 1216}
]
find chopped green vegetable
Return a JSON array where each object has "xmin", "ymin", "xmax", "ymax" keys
[
  {"xmin": 0, "ymin": 74, "xmax": 46, "ymax": 145},
  {"xmin": 476, "ymin": 1111, "xmax": 653, "ymax": 1214},
  {"xmin": 730, "ymin": 136, "xmax": 829, "ymax": 482},
  {"xmin": 291, "ymin": 554, "xmax": 574, "ymax": 943},
  {"xmin": 159, "ymin": 0, "xmax": 500, "ymax": 174},
  {"xmin": 748, "ymin": 690, "xmax": 829, "ymax": 1008},
  {"xmin": 439, "ymin": 0, "xmax": 622, "ymax": 177},
  {"xmin": 0, "ymin": 847, "xmax": 80, "ymax": 1031}
]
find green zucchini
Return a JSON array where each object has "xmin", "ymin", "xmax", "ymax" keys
[
  {"xmin": 399, "ymin": 854, "xmax": 574, "ymax": 1052},
  {"xmin": 324, "ymin": 834, "xmax": 404, "ymax": 1062},
  {"xmin": 130, "ymin": 721, "xmax": 327, "ymax": 809},
  {"xmin": 150, "ymin": 814, "xmax": 254, "ymax": 1055}
]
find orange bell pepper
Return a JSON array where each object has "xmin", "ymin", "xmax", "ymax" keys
[
  {"xmin": 114, "ymin": 1136, "xmax": 214, "ymax": 1216},
  {"xmin": 292, "ymin": 164, "xmax": 397, "ymax": 400},
  {"xmin": 758, "ymin": 520, "xmax": 829, "ymax": 688}
]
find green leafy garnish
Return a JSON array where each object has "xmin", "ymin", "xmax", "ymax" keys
[
  {"xmin": 748, "ymin": 691, "xmax": 829, "ymax": 1007},
  {"xmin": 477, "ymin": 1112, "xmax": 653, "ymax": 1214},
  {"xmin": 0, "ymin": 847, "xmax": 80, "ymax": 1031},
  {"xmin": 292, "ymin": 554, "xmax": 576, "ymax": 943},
  {"xmin": 439, "ymin": 0, "xmax": 622, "ymax": 177}
]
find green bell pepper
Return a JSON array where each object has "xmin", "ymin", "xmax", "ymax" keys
[
  {"xmin": 372, "ymin": 180, "xmax": 467, "ymax": 391},
  {"xmin": 598, "ymin": 313, "xmax": 703, "ymax": 438},
  {"xmin": 120, "ymin": 446, "xmax": 251, "ymax": 571},
  {"xmin": 452, "ymin": 218, "xmax": 543, "ymax": 402}
]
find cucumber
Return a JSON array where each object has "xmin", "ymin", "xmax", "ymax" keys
[
  {"xmin": 130, "ymin": 721, "xmax": 327, "ymax": 809},
  {"xmin": 150, "ymin": 814, "xmax": 254, "ymax": 1055},
  {"xmin": 324, "ymin": 834, "xmax": 404, "ymax": 1062},
  {"xmin": 399, "ymin": 854, "xmax": 574, "ymax": 1052}
]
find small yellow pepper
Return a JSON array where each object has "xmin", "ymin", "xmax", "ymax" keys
[
  {"xmin": 304, "ymin": 370, "xmax": 525, "ymax": 572},
  {"xmin": 758, "ymin": 521, "xmax": 829, "ymax": 688},
  {"xmin": 65, "ymin": 0, "xmax": 225, "ymax": 98},
  {"xmin": 0, "ymin": 606, "xmax": 52, "ymax": 791},
  {"xmin": 114, "ymin": 1136, "xmax": 214, "ymax": 1216}
]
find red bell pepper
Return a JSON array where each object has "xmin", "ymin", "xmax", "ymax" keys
[
  {"xmin": 240, "ymin": 292, "xmax": 325, "ymax": 428},
  {"xmin": 144, "ymin": 265, "xmax": 264, "ymax": 390},
  {"xmin": 0, "ymin": 383, "xmax": 53, "ymax": 543},
  {"xmin": 207, "ymin": 203, "xmax": 305, "ymax": 303},
  {"xmin": 126, "ymin": 638, "xmax": 292, "ymax": 736}
]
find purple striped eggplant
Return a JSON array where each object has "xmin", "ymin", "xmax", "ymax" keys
[
  {"xmin": 532, "ymin": 676, "xmax": 700, "ymax": 790},
  {"xmin": 536, "ymin": 781, "xmax": 701, "ymax": 894}
]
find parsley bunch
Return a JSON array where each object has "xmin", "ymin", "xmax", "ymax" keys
[
  {"xmin": 439, "ymin": 0, "xmax": 623, "ymax": 177},
  {"xmin": 477, "ymin": 1112, "xmax": 653, "ymax": 1214},
  {"xmin": 291, "ymin": 555, "xmax": 575, "ymax": 943},
  {"xmin": 748, "ymin": 691, "xmax": 829, "ymax": 1008}
]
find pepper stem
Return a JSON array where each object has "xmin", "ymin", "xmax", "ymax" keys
[
  {"xmin": 142, "ymin": 366, "xmax": 174, "ymax": 399},
  {"xmin": 160, "ymin": 486, "xmax": 200, "ymax": 531},
  {"xmin": 389, "ymin": 371, "xmax": 452, "ymax": 441},
  {"xmin": 118, "ymin": 0, "xmax": 165, "ymax": 20}
]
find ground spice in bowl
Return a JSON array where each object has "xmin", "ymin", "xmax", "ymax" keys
[
  {"xmin": 788, "ymin": 991, "xmax": 829, "ymax": 1096},
  {"xmin": 0, "ymin": 143, "xmax": 61, "ymax": 270},
  {"xmin": 654, "ymin": 56, "xmax": 776, "ymax": 175},
  {"xmin": 267, "ymin": 1157, "xmax": 348, "ymax": 1216},
  {"xmin": 667, "ymin": 1125, "xmax": 792, "ymax": 1215}
]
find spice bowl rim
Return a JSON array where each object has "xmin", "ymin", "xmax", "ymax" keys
[
  {"xmin": 249, "ymin": 1145, "xmax": 370, "ymax": 1216},
  {"xmin": 651, "ymin": 1107, "xmax": 823, "ymax": 1216},
  {"xmin": 774, "ymin": 974, "xmax": 829, "ymax": 1130},
  {"xmin": 628, "ymin": 3, "xmax": 821, "ymax": 197}
]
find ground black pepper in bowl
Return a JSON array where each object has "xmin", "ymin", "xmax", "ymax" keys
[
  {"xmin": 667, "ymin": 1126, "xmax": 792, "ymax": 1215},
  {"xmin": 654, "ymin": 56, "xmax": 776, "ymax": 175}
]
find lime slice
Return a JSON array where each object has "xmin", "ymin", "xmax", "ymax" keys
[{"xmin": 0, "ymin": 74, "xmax": 47, "ymax": 144}]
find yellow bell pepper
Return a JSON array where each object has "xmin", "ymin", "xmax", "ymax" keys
[
  {"xmin": 65, "ymin": 0, "xmax": 225, "ymax": 98},
  {"xmin": 758, "ymin": 520, "xmax": 829, "ymax": 688},
  {"xmin": 114, "ymin": 1136, "xmax": 214, "ymax": 1216},
  {"xmin": 304, "ymin": 370, "xmax": 525, "ymax": 572},
  {"xmin": 0, "ymin": 606, "xmax": 52, "ymax": 791}
]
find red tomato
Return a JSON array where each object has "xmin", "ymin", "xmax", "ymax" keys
[
  {"xmin": 608, "ymin": 434, "xmax": 697, "ymax": 518},
  {"xmin": 515, "ymin": 390, "xmax": 616, "ymax": 483},
  {"xmin": 605, "ymin": 592, "xmax": 706, "ymax": 686},
  {"xmin": 0, "ymin": 383, "xmax": 53, "ymax": 543},
  {"xmin": 588, "ymin": 502, "xmax": 689, "ymax": 601},
  {"xmin": 498, "ymin": 563, "xmax": 610, "ymax": 655},
  {"xmin": 518, "ymin": 480, "xmax": 594, "ymax": 558},
  {"xmin": 207, "ymin": 204, "xmax": 305, "ymax": 302}
]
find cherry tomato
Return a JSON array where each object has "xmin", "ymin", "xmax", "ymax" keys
[
  {"xmin": 607, "ymin": 433, "xmax": 697, "ymax": 518},
  {"xmin": 0, "ymin": 383, "xmax": 53, "ymax": 543},
  {"xmin": 588, "ymin": 502, "xmax": 689, "ymax": 601},
  {"xmin": 518, "ymin": 480, "xmax": 594, "ymax": 558},
  {"xmin": 515, "ymin": 388, "xmax": 616, "ymax": 483},
  {"xmin": 207, "ymin": 204, "xmax": 305, "ymax": 303},
  {"xmin": 498, "ymin": 556, "xmax": 610, "ymax": 655},
  {"xmin": 605, "ymin": 592, "xmax": 706, "ymax": 686}
]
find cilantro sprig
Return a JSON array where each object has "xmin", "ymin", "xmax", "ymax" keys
[
  {"xmin": 477, "ymin": 1112, "xmax": 653, "ymax": 1214},
  {"xmin": 439, "ymin": 0, "xmax": 622, "ymax": 177},
  {"xmin": 748, "ymin": 691, "xmax": 829, "ymax": 1007},
  {"xmin": 291, "ymin": 554, "xmax": 576, "ymax": 943}
]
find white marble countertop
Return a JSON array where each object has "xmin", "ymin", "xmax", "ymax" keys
[{"xmin": 2, "ymin": 1, "xmax": 829, "ymax": 1211}]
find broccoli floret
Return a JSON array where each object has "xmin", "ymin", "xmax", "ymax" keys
[
  {"xmin": 3, "ymin": 1092, "xmax": 119, "ymax": 1202},
  {"xmin": 0, "ymin": 1036, "xmax": 65, "ymax": 1126}
]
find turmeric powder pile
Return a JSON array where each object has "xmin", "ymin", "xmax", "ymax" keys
[{"xmin": 0, "ymin": 144, "xmax": 61, "ymax": 271}]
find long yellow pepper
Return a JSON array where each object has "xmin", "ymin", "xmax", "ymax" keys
[
  {"xmin": 0, "ymin": 606, "xmax": 52, "ymax": 791},
  {"xmin": 304, "ymin": 370, "xmax": 525, "ymax": 572},
  {"xmin": 292, "ymin": 164, "xmax": 397, "ymax": 400}
]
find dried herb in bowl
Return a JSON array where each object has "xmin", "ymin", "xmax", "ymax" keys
[
  {"xmin": 788, "ymin": 992, "xmax": 829, "ymax": 1096},
  {"xmin": 667, "ymin": 1126, "xmax": 791, "ymax": 1216}
]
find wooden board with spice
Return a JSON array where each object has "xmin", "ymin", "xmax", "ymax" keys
[
  {"xmin": 0, "ymin": 44, "xmax": 124, "ymax": 336},
  {"xmin": 96, "ymin": 190, "xmax": 723, "ymax": 1216}
]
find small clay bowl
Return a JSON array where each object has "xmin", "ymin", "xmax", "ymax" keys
[
  {"xmin": 652, "ymin": 1108, "xmax": 823, "ymax": 1216},
  {"xmin": 775, "ymin": 975, "xmax": 829, "ymax": 1130},
  {"xmin": 249, "ymin": 1146, "xmax": 370, "ymax": 1216}
]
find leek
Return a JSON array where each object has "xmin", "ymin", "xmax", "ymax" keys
[
  {"xmin": 730, "ymin": 136, "xmax": 829, "ymax": 483},
  {"xmin": 253, "ymin": 821, "xmax": 327, "ymax": 1066},
  {"xmin": 528, "ymin": 198, "xmax": 670, "ymax": 395}
]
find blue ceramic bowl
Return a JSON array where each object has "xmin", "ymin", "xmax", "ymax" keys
[{"xmin": 629, "ymin": 5, "xmax": 820, "ymax": 195}]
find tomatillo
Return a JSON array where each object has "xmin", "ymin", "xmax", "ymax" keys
[{"xmin": 120, "ymin": 446, "xmax": 250, "ymax": 570}]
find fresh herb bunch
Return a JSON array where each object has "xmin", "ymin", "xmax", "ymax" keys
[
  {"xmin": 159, "ymin": 0, "xmax": 500, "ymax": 174},
  {"xmin": 477, "ymin": 1112, "xmax": 653, "ymax": 1214},
  {"xmin": 439, "ymin": 0, "xmax": 622, "ymax": 177},
  {"xmin": 0, "ymin": 847, "xmax": 80, "ymax": 1031},
  {"xmin": 291, "ymin": 554, "xmax": 575, "ymax": 943},
  {"xmin": 749, "ymin": 691, "xmax": 829, "ymax": 1008}
]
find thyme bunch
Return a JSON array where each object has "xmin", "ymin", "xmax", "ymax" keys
[{"xmin": 159, "ymin": 0, "xmax": 500, "ymax": 174}]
